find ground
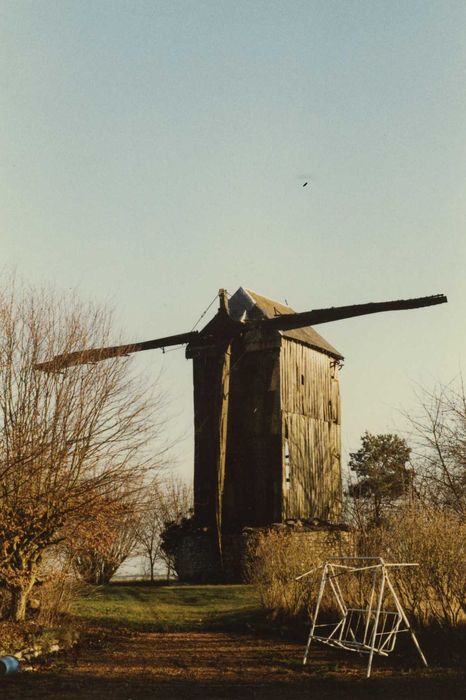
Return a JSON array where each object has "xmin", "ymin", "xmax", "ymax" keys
[{"xmin": 1, "ymin": 584, "xmax": 464, "ymax": 699}]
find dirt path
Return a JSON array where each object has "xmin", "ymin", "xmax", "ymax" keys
[{"xmin": 2, "ymin": 629, "xmax": 464, "ymax": 700}]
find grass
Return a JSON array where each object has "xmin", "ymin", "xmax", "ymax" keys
[
  {"xmin": 68, "ymin": 581, "xmax": 466, "ymax": 671},
  {"xmin": 3, "ymin": 583, "xmax": 465, "ymax": 700},
  {"xmin": 72, "ymin": 582, "xmax": 266, "ymax": 632}
]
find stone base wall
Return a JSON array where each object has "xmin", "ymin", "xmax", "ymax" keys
[
  {"xmin": 174, "ymin": 526, "xmax": 352, "ymax": 583},
  {"xmin": 173, "ymin": 532, "xmax": 250, "ymax": 583}
]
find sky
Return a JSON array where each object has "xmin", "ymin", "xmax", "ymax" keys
[{"xmin": 1, "ymin": 0, "xmax": 466, "ymax": 481}]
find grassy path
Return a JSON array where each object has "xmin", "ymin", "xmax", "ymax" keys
[
  {"xmin": 2, "ymin": 584, "xmax": 464, "ymax": 699},
  {"xmin": 71, "ymin": 582, "xmax": 264, "ymax": 632}
]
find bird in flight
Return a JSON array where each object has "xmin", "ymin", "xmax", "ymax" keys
[{"xmin": 302, "ymin": 182, "xmax": 308, "ymax": 187}]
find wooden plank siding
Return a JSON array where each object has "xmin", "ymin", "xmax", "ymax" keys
[
  {"xmin": 192, "ymin": 354, "xmax": 223, "ymax": 530},
  {"xmin": 223, "ymin": 343, "xmax": 282, "ymax": 528},
  {"xmin": 280, "ymin": 340, "xmax": 342, "ymax": 522},
  {"xmin": 192, "ymin": 334, "xmax": 342, "ymax": 532},
  {"xmin": 193, "ymin": 340, "xmax": 283, "ymax": 530}
]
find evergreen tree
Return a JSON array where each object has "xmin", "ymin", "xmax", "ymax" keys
[{"xmin": 348, "ymin": 432, "xmax": 412, "ymax": 525}]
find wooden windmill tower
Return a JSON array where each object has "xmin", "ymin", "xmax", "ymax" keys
[
  {"xmin": 37, "ymin": 288, "xmax": 447, "ymax": 575},
  {"xmin": 186, "ymin": 287, "xmax": 345, "ymax": 533},
  {"xmin": 182, "ymin": 288, "xmax": 446, "ymax": 538}
]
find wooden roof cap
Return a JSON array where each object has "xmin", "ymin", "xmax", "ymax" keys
[{"xmin": 228, "ymin": 287, "xmax": 344, "ymax": 360}]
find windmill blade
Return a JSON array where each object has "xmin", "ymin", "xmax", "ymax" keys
[
  {"xmin": 35, "ymin": 330, "xmax": 200, "ymax": 372},
  {"xmin": 261, "ymin": 294, "xmax": 448, "ymax": 332}
]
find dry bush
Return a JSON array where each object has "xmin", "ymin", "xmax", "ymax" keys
[
  {"xmin": 246, "ymin": 527, "xmax": 350, "ymax": 620},
  {"xmin": 34, "ymin": 572, "xmax": 83, "ymax": 625},
  {"xmin": 248, "ymin": 507, "xmax": 465, "ymax": 631},
  {"xmin": 1, "ymin": 560, "xmax": 82, "ymax": 626},
  {"xmin": 69, "ymin": 489, "xmax": 143, "ymax": 585},
  {"xmin": 388, "ymin": 507, "xmax": 465, "ymax": 628},
  {"xmin": 356, "ymin": 505, "xmax": 466, "ymax": 628}
]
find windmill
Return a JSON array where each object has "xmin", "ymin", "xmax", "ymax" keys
[{"xmin": 36, "ymin": 288, "xmax": 447, "ymax": 577}]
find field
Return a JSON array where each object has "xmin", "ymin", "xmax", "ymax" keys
[{"xmin": 2, "ymin": 582, "xmax": 465, "ymax": 699}]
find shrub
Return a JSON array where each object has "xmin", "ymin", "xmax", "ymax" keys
[
  {"xmin": 34, "ymin": 572, "xmax": 83, "ymax": 626},
  {"xmin": 365, "ymin": 505, "xmax": 466, "ymax": 628},
  {"xmin": 246, "ymin": 527, "xmax": 351, "ymax": 620},
  {"xmin": 247, "ymin": 508, "xmax": 466, "ymax": 633}
]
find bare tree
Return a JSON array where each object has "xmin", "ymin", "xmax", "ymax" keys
[
  {"xmin": 0, "ymin": 279, "xmax": 165, "ymax": 619},
  {"xmin": 136, "ymin": 476, "xmax": 192, "ymax": 582},
  {"xmin": 68, "ymin": 484, "xmax": 144, "ymax": 585},
  {"xmin": 408, "ymin": 379, "xmax": 466, "ymax": 517}
]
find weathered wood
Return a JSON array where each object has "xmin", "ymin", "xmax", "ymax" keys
[
  {"xmin": 215, "ymin": 343, "xmax": 231, "ymax": 566},
  {"xmin": 280, "ymin": 340, "xmax": 342, "ymax": 522},
  {"xmin": 194, "ymin": 333, "xmax": 342, "ymax": 531},
  {"xmin": 35, "ymin": 331, "xmax": 200, "ymax": 371},
  {"xmin": 223, "ymin": 345, "xmax": 282, "ymax": 528},
  {"xmin": 192, "ymin": 354, "xmax": 221, "ymax": 529},
  {"xmin": 262, "ymin": 294, "xmax": 447, "ymax": 333}
]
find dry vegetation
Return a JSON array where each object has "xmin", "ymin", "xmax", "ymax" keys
[
  {"xmin": 360, "ymin": 505, "xmax": 466, "ymax": 628},
  {"xmin": 248, "ymin": 504, "xmax": 465, "ymax": 632},
  {"xmin": 0, "ymin": 278, "xmax": 165, "ymax": 620},
  {"xmin": 248, "ymin": 379, "xmax": 466, "ymax": 659},
  {"xmin": 247, "ymin": 527, "xmax": 349, "ymax": 620}
]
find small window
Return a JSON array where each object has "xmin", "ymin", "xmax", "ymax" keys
[{"xmin": 284, "ymin": 439, "xmax": 291, "ymax": 489}]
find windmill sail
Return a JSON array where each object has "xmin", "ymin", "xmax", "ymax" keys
[
  {"xmin": 35, "ymin": 293, "xmax": 447, "ymax": 372},
  {"xmin": 35, "ymin": 330, "xmax": 199, "ymax": 371},
  {"xmin": 261, "ymin": 294, "xmax": 447, "ymax": 333}
]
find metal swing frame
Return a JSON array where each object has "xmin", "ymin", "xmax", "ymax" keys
[{"xmin": 297, "ymin": 556, "xmax": 428, "ymax": 678}]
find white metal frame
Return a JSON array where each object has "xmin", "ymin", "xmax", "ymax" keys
[{"xmin": 297, "ymin": 556, "xmax": 428, "ymax": 678}]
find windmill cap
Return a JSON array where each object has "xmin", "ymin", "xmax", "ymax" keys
[{"xmin": 228, "ymin": 287, "xmax": 344, "ymax": 360}]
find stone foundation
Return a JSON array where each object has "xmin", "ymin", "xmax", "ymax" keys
[{"xmin": 173, "ymin": 523, "xmax": 351, "ymax": 583}]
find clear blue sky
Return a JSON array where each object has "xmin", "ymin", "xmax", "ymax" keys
[{"xmin": 2, "ymin": 1, "xmax": 465, "ymax": 478}]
